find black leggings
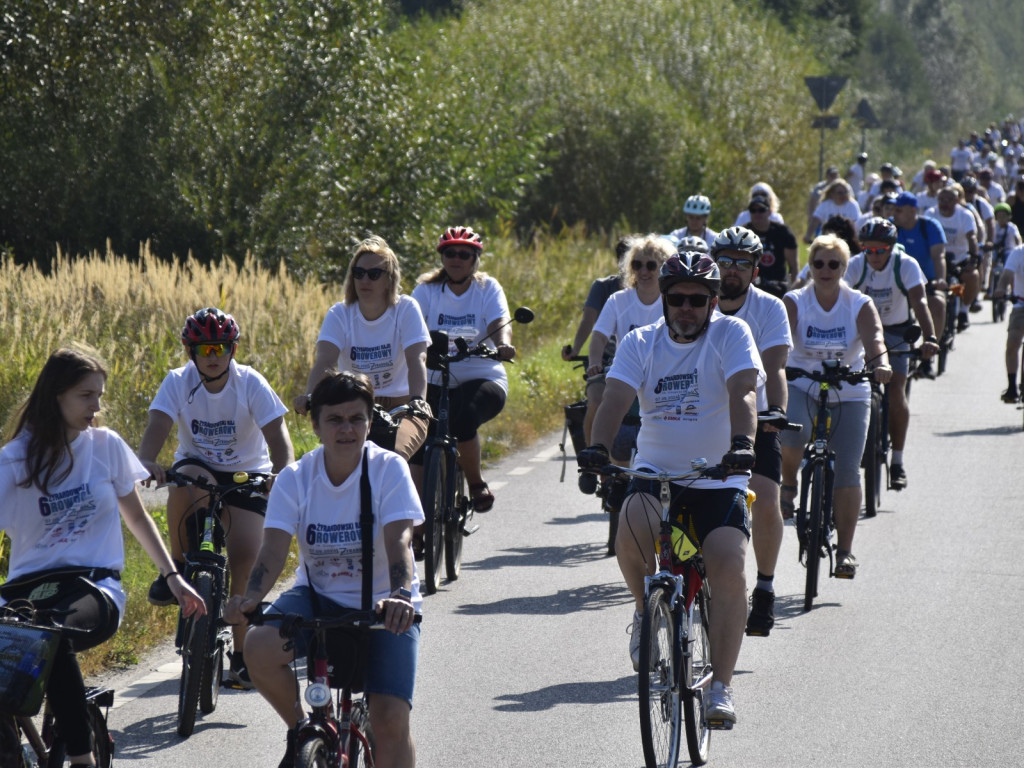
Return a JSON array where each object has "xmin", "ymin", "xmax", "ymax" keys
[{"xmin": 427, "ymin": 379, "xmax": 507, "ymax": 442}]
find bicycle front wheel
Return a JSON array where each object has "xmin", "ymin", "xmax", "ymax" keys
[
  {"xmin": 177, "ymin": 570, "xmax": 214, "ymax": 737},
  {"xmin": 347, "ymin": 699, "xmax": 375, "ymax": 768},
  {"xmin": 421, "ymin": 448, "xmax": 446, "ymax": 595},
  {"xmin": 296, "ymin": 735, "xmax": 330, "ymax": 768},
  {"xmin": 862, "ymin": 390, "xmax": 882, "ymax": 519},
  {"xmin": 804, "ymin": 462, "xmax": 825, "ymax": 613},
  {"xmin": 682, "ymin": 585, "xmax": 712, "ymax": 765},
  {"xmin": 444, "ymin": 462, "xmax": 468, "ymax": 582},
  {"xmin": 638, "ymin": 588, "xmax": 681, "ymax": 768}
]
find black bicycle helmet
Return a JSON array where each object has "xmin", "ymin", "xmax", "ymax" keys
[
  {"xmin": 711, "ymin": 226, "xmax": 763, "ymax": 259},
  {"xmin": 659, "ymin": 252, "xmax": 721, "ymax": 296},
  {"xmin": 857, "ymin": 217, "xmax": 898, "ymax": 246}
]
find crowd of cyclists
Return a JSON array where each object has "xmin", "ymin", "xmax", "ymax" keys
[{"xmin": 3, "ymin": 118, "xmax": 1024, "ymax": 766}]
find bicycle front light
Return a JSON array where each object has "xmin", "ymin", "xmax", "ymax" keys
[{"xmin": 305, "ymin": 682, "xmax": 332, "ymax": 707}]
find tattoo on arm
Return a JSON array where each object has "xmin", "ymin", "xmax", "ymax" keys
[
  {"xmin": 247, "ymin": 561, "xmax": 269, "ymax": 595},
  {"xmin": 389, "ymin": 561, "xmax": 410, "ymax": 592}
]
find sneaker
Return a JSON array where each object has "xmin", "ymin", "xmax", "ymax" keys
[
  {"xmin": 147, "ymin": 574, "xmax": 177, "ymax": 606},
  {"xmin": 228, "ymin": 651, "xmax": 255, "ymax": 690},
  {"xmin": 627, "ymin": 610, "xmax": 642, "ymax": 672},
  {"xmin": 744, "ymin": 588, "xmax": 775, "ymax": 637},
  {"xmin": 705, "ymin": 681, "xmax": 736, "ymax": 728},
  {"xmin": 1002, "ymin": 389, "xmax": 1020, "ymax": 404},
  {"xmin": 969, "ymin": 300, "xmax": 983, "ymax": 313},
  {"xmin": 278, "ymin": 727, "xmax": 297, "ymax": 768},
  {"xmin": 890, "ymin": 463, "xmax": 907, "ymax": 491},
  {"xmin": 957, "ymin": 313, "xmax": 970, "ymax": 332},
  {"xmin": 916, "ymin": 358, "xmax": 934, "ymax": 379},
  {"xmin": 835, "ymin": 552, "xmax": 858, "ymax": 579}
]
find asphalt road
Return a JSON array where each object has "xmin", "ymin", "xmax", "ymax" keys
[{"xmin": 99, "ymin": 308, "xmax": 1024, "ymax": 768}]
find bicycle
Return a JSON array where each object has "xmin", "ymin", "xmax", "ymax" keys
[
  {"xmin": 420, "ymin": 307, "xmax": 534, "ymax": 594},
  {"xmin": 0, "ymin": 595, "xmax": 115, "ymax": 767},
  {"xmin": 592, "ymin": 461, "xmax": 736, "ymax": 767},
  {"xmin": 163, "ymin": 461, "xmax": 269, "ymax": 737},
  {"xmin": 986, "ymin": 244, "xmax": 1007, "ymax": 323},
  {"xmin": 245, "ymin": 607, "xmax": 422, "ymax": 768},
  {"xmin": 936, "ymin": 256, "xmax": 967, "ymax": 377}
]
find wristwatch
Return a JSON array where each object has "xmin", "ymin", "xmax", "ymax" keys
[
  {"xmin": 390, "ymin": 587, "xmax": 413, "ymax": 602},
  {"xmin": 925, "ymin": 335, "xmax": 938, "ymax": 344}
]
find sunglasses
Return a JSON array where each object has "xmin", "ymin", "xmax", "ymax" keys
[
  {"xmin": 631, "ymin": 259, "xmax": 659, "ymax": 272},
  {"xmin": 862, "ymin": 246, "xmax": 890, "ymax": 256},
  {"xmin": 665, "ymin": 293, "xmax": 711, "ymax": 308},
  {"xmin": 749, "ymin": 207, "xmax": 769, "ymax": 214},
  {"xmin": 716, "ymin": 256, "xmax": 755, "ymax": 270},
  {"xmin": 811, "ymin": 259, "xmax": 842, "ymax": 270},
  {"xmin": 352, "ymin": 266, "xmax": 386, "ymax": 281},
  {"xmin": 442, "ymin": 249, "xmax": 477, "ymax": 261},
  {"xmin": 192, "ymin": 342, "xmax": 232, "ymax": 358}
]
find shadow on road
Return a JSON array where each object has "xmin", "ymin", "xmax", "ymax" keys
[
  {"xmin": 546, "ymin": 511, "xmax": 606, "ymax": 526},
  {"xmin": 935, "ymin": 424, "xmax": 1022, "ymax": 437},
  {"xmin": 493, "ymin": 674, "xmax": 635, "ymax": 711},
  {"xmin": 466, "ymin": 542, "xmax": 608, "ymax": 570},
  {"xmin": 456, "ymin": 582, "xmax": 632, "ymax": 616}
]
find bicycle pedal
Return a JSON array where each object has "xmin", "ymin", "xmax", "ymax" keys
[
  {"xmin": 744, "ymin": 628, "xmax": 770, "ymax": 638},
  {"xmin": 462, "ymin": 524, "xmax": 480, "ymax": 537},
  {"xmin": 707, "ymin": 719, "xmax": 735, "ymax": 731}
]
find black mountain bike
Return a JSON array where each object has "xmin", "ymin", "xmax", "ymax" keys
[
  {"xmin": 164, "ymin": 461, "xmax": 269, "ymax": 737},
  {"xmin": 936, "ymin": 257, "xmax": 966, "ymax": 377},
  {"xmin": 420, "ymin": 307, "xmax": 534, "ymax": 594}
]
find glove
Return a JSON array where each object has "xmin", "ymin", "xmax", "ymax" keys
[
  {"xmin": 722, "ymin": 435, "xmax": 755, "ymax": 472},
  {"xmin": 758, "ymin": 406, "xmax": 788, "ymax": 430},
  {"xmin": 577, "ymin": 444, "xmax": 610, "ymax": 471}
]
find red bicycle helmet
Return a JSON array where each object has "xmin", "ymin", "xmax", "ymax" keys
[
  {"xmin": 436, "ymin": 226, "xmax": 483, "ymax": 254},
  {"xmin": 181, "ymin": 307, "xmax": 241, "ymax": 344}
]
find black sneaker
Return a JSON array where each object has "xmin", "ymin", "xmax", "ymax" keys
[
  {"xmin": 957, "ymin": 313, "xmax": 970, "ymax": 332},
  {"xmin": 1002, "ymin": 389, "xmax": 1020, "ymax": 404},
  {"xmin": 744, "ymin": 587, "xmax": 775, "ymax": 637},
  {"xmin": 969, "ymin": 300, "xmax": 983, "ymax": 313},
  {"xmin": 890, "ymin": 463, "xmax": 907, "ymax": 491},
  {"xmin": 278, "ymin": 727, "xmax": 297, "ymax": 768},
  {"xmin": 228, "ymin": 651, "xmax": 255, "ymax": 690},
  {"xmin": 147, "ymin": 574, "xmax": 177, "ymax": 606}
]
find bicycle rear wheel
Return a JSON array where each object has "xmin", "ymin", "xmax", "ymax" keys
[
  {"xmin": 421, "ymin": 448, "xmax": 446, "ymax": 595},
  {"xmin": 638, "ymin": 588, "xmax": 681, "ymax": 768},
  {"xmin": 177, "ymin": 570, "xmax": 214, "ymax": 737},
  {"xmin": 296, "ymin": 735, "xmax": 330, "ymax": 768},
  {"xmin": 347, "ymin": 699, "xmax": 375, "ymax": 768},
  {"xmin": 682, "ymin": 585, "xmax": 712, "ymax": 765},
  {"xmin": 862, "ymin": 389, "xmax": 882, "ymax": 518},
  {"xmin": 804, "ymin": 462, "xmax": 825, "ymax": 613},
  {"xmin": 87, "ymin": 702, "xmax": 114, "ymax": 768},
  {"xmin": 444, "ymin": 462, "xmax": 468, "ymax": 582}
]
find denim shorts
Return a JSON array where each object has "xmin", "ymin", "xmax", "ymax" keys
[{"xmin": 268, "ymin": 585, "xmax": 420, "ymax": 707}]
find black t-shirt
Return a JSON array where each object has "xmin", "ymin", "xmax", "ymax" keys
[
  {"xmin": 749, "ymin": 222, "xmax": 797, "ymax": 283},
  {"xmin": 585, "ymin": 274, "xmax": 623, "ymax": 311}
]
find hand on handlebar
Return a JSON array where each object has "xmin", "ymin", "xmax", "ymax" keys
[
  {"xmin": 141, "ymin": 459, "xmax": 166, "ymax": 486},
  {"xmin": 920, "ymin": 340, "xmax": 940, "ymax": 359},
  {"xmin": 872, "ymin": 364, "xmax": 893, "ymax": 384},
  {"xmin": 721, "ymin": 435, "xmax": 755, "ymax": 473},
  {"xmin": 577, "ymin": 444, "xmax": 610, "ymax": 472},
  {"xmin": 375, "ymin": 596, "xmax": 418, "ymax": 634},
  {"xmin": 496, "ymin": 343, "xmax": 516, "ymax": 361},
  {"xmin": 292, "ymin": 393, "xmax": 311, "ymax": 415},
  {"xmin": 757, "ymin": 406, "xmax": 788, "ymax": 433},
  {"xmin": 561, "ymin": 344, "xmax": 576, "ymax": 361},
  {"xmin": 225, "ymin": 594, "xmax": 262, "ymax": 626}
]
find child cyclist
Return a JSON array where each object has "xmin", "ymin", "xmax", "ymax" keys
[
  {"xmin": 137, "ymin": 307, "xmax": 293, "ymax": 688},
  {"xmin": 0, "ymin": 347, "xmax": 205, "ymax": 768}
]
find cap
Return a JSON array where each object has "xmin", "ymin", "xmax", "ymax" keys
[
  {"xmin": 892, "ymin": 191, "xmax": 918, "ymax": 208},
  {"xmin": 748, "ymin": 194, "xmax": 771, "ymax": 211},
  {"xmin": 826, "ymin": 166, "xmax": 839, "ymax": 176},
  {"xmin": 924, "ymin": 168, "xmax": 945, "ymax": 183},
  {"xmin": 880, "ymin": 162, "xmax": 894, "ymax": 173}
]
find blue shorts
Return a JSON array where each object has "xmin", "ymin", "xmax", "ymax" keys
[{"xmin": 269, "ymin": 585, "xmax": 420, "ymax": 707}]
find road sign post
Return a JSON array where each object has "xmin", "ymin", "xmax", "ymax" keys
[{"xmin": 805, "ymin": 76, "xmax": 847, "ymax": 180}]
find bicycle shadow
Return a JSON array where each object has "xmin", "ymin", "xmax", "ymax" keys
[
  {"xmin": 772, "ymin": 592, "xmax": 841, "ymax": 622},
  {"xmin": 493, "ymin": 674, "xmax": 635, "ymax": 711},
  {"xmin": 935, "ymin": 424, "xmax": 1022, "ymax": 437},
  {"xmin": 546, "ymin": 511, "xmax": 606, "ymax": 526},
  {"xmin": 465, "ymin": 542, "xmax": 608, "ymax": 570},
  {"xmin": 455, "ymin": 582, "xmax": 632, "ymax": 616}
]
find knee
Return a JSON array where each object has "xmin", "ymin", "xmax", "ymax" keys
[
  {"xmin": 369, "ymin": 696, "xmax": 411, "ymax": 745},
  {"xmin": 244, "ymin": 626, "xmax": 287, "ymax": 667}
]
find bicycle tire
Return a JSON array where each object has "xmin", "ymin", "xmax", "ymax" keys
[
  {"xmin": 200, "ymin": 636, "xmax": 224, "ymax": 714},
  {"xmin": 862, "ymin": 390, "xmax": 881, "ymax": 519},
  {"xmin": 296, "ymin": 735, "xmax": 330, "ymax": 768},
  {"xmin": 444, "ymin": 462, "xmax": 467, "ymax": 582},
  {"xmin": 682, "ymin": 585, "xmax": 712, "ymax": 765},
  {"xmin": 638, "ymin": 588, "xmax": 681, "ymax": 768},
  {"xmin": 804, "ymin": 462, "xmax": 825, "ymax": 613},
  {"xmin": 87, "ymin": 702, "xmax": 114, "ymax": 768},
  {"xmin": 421, "ymin": 449, "xmax": 446, "ymax": 594},
  {"xmin": 177, "ymin": 570, "xmax": 214, "ymax": 737},
  {"xmin": 347, "ymin": 699, "xmax": 375, "ymax": 768}
]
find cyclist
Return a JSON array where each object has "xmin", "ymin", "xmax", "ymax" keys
[
  {"xmin": 993, "ymin": 241, "xmax": 1024, "ymax": 402},
  {"xmin": 294, "ymin": 235, "xmax": 432, "ymax": 460},
  {"xmin": 226, "ymin": 371, "xmax": 421, "ymax": 768},
  {"xmin": 926, "ymin": 184, "xmax": 980, "ymax": 332},
  {"xmin": 991, "ymin": 202, "xmax": 1023, "ymax": 300},
  {"xmin": 962, "ymin": 176, "xmax": 995, "ymax": 312},
  {"xmin": 710, "ymin": 227, "xmax": 792, "ymax": 638},
  {"xmin": 137, "ymin": 307, "xmax": 293, "ymax": 688},
  {"xmin": 846, "ymin": 218, "xmax": 940, "ymax": 489},
  {"xmin": 580, "ymin": 252, "xmax": 763, "ymax": 726},
  {"xmin": 745, "ymin": 193, "xmax": 799, "ymax": 297},
  {"xmin": 733, "ymin": 182, "xmax": 786, "ymax": 228},
  {"xmin": 803, "ymin": 179, "xmax": 861, "ymax": 245},
  {"xmin": 410, "ymin": 226, "xmax": 516, "ymax": 513},
  {"xmin": 780, "ymin": 234, "xmax": 892, "ymax": 579},
  {"xmin": 668, "ymin": 194, "xmax": 718, "ymax": 248},
  {"xmin": 806, "ymin": 166, "xmax": 841, "ymax": 222},
  {"xmin": 0, "ymin": 347, "xmax": 205, "ymax": 768}
]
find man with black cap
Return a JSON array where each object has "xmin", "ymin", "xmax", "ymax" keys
[
  {"xmin": 892, "ymin": 191, "xmax": 948, "ymax": 348},
  {"xmin": 748, "ymin": 193, "xmax": 799, "ymax": 297}
]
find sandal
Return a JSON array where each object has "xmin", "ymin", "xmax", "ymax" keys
[
  {"xmin": 835, "ymin": 552, "xmax": 858, "ymax": 579},
  {"xmin": 780, "ymin": 484, "xmax": 797, "ymax": 521},
  {"xmin": 469, "ymin": 482, "xmax": 495, "ymax": 512}
]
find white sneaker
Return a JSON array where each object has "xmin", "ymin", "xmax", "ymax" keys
[
  {"xmin": 627, "ymin": 610, "xmax": 642, "ymax": 671},
  {"xmin": 705, "ymin": 681, "xmax": 736, "ymax": 728}
]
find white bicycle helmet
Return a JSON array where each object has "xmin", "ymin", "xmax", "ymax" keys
[
  {"xmin": 711, "ymin": 226, "xmax": 763, "ymax": 259},
  {"xmin": 682, "ymin": 194, "xmax": 712, "ymax": 216}
]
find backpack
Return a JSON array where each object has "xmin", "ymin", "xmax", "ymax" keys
[{"xmin": 851, "ymin": 244, "xmax": 909, "ymax": 297}]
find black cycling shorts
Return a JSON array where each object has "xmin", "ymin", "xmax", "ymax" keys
[
  {"xmin": 625, "ymin": 475, "xmax": 750, "ymax": 543},
  {"xmin": 202, "ymin": 467, "xmax": 269, "ymax": 516},
  {"xmin": 753, "ymin": 428, "xmax": 782, "ymax": 483}
]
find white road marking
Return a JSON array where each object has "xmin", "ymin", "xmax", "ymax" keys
[{"xmin": 506, "ymin": 466, "xmax": 534, "ymax": 476}]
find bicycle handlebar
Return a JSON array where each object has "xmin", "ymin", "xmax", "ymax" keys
[
  {"xmin": 163, "ymin": 468, "xmax": 271, "ymax": 497},
  {"xmin": 785, "ymin": 364, "xmax": 872, "ymax": 387},
  {"xmin": 591, "ymin": 461, "xmax": 730, "ymax": 483},
  {"xmin": 245, "ymin": 606, "xmax": 423, "ymax": 638}
]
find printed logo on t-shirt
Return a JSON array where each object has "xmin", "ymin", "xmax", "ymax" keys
[
  {"xmin": 805, "ymin": 324, "xmax": 848, "ymax": 350},
  {"xmin": 653, "ymin": 369, "xmax": 701, "ymax": 420},
  {"xmin": 305, "ymin": 522, "xmax": 362, "ymax": 581},
  {"xmin": 37, "ymin": 483, "xmax": 98, "ymax": 545},
  {"xmin": 436, "ymin": 312, "xmax": 479, "ymax": 354},
  {"xmin": 351, "ymin": 343, "xmax": 394, "ymax": 368}
]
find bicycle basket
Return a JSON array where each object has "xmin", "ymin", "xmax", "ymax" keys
[
  {"xmin": 368, "ymin": 405, "xmax": 399, "ymax": 453},
  {"xmin": 0, "ymin": 619, "xmax": 59, "ymax": 716},
  {"xmin": 307, "ymin": 625, "xmax": 371, "ymax": 693},
  {"xmin": 563, "ymin": 400, "xmax": 587, "ymax": 457}
]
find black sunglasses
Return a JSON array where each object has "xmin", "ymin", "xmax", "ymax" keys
[
  {"xmin": 665, "ymin": 293, "xmax": 711, "ymax": 308},
  {"xmin": 352, "ymin": 266, "xmax": 386, "ymax": 281},
  {"xmin": 631, "ymin": 259, "xmax": 659, "ymax": 272},
  {"xmin": 811, "ymin": 259, "xmax": 842, "ymax": 270},
  {"xmin": 716, "ymin": 256, "xmax": 755, "ymax": 270},
  {"xmin": 442, "ymin": 249, "xmax": 477, "ymax": 261}
]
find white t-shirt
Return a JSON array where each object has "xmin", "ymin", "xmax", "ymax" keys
[
  {"xmin": 667, "ymin": 226, "xmax": 718, "ymax": 247},
  {"xmin": 411, "ymin": 277, "xmax": 510, "ymax": 392},
  {"xmin": 994, "ymin": 222, "xmax": 1022, "ymax": 255},
  {"xmin": 812, "ymin": 199, "xmax": 862, "ymax": 225},
  {"xmin": 925, "ymin": 205, "xmax": 977, "ymax": 261},
  {"xmin": 969, "ymin": 196, "xmax": 994, "ymax": 225},
  {"xmin": 592, "ymin": 288, "xmax": 664, "ymax": 343},
  {"xmin": 607, "ymin": 315, "xmax": 764, "ymax": 491},
  {"xmin": 845, "ymin": 246, "xmax": 926, "ymax": 326},
  {"xmin": 1004, "ymin": 245, "xmax": 1024, "ymax": 308},
  {"xmin": 916, "ymin": 192, "xmax": 939, "ymax": 214},
  {"xmin": 0, "ymin": 427, "xmax": 149, "ymax": 617},
  {"xmin": 716, "ymin": 287, "xmax": 792, "ymax": 410},
  {"xmin": 316, "ymin": 296, "xmax": 430, "ymax": 397},
  {"xmin": 785, "ymin": 283, "xmax": 872, "ymax": 403},
  {"xmin": 149, "ymin": 360, "xmax": 288, "ymax": 471},
  {"xmin": 848, "ymin": 163, "xmax": 865, "ymax": 192},
  {"xmin": 982, "ymin": 181, "xmax": 1006, "ymax": 203},
  {"xmin": 264, "ymin": 442, "xmax": 424, "ymax": 611},
  {"xmin": 950, "ymin": 146, "xmax": 973, "ymax": 172}
]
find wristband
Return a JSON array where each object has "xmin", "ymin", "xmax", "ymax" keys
[
  {"xmin": 165, "ymin": 570, "xmax": 182, "ymax": 580},
  {"xmin": 730, "ymin": 435, "xmax": 754, "ymax": 451},
  {"xmin": 925, "ymin": 335, "xmax": 938, "ymax": 343}
]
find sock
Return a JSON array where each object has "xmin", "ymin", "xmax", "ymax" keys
[
  {"xmin": 891, "ymin": 450, "xmax": 904, "ymax": 465},
  {"xmin": 755, "ymin": 572, "xmax": 774, "ymax": 593},
  {"xmin": 1009, "ymin": 373, "xmax": 1018, "ymax": 392}
]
